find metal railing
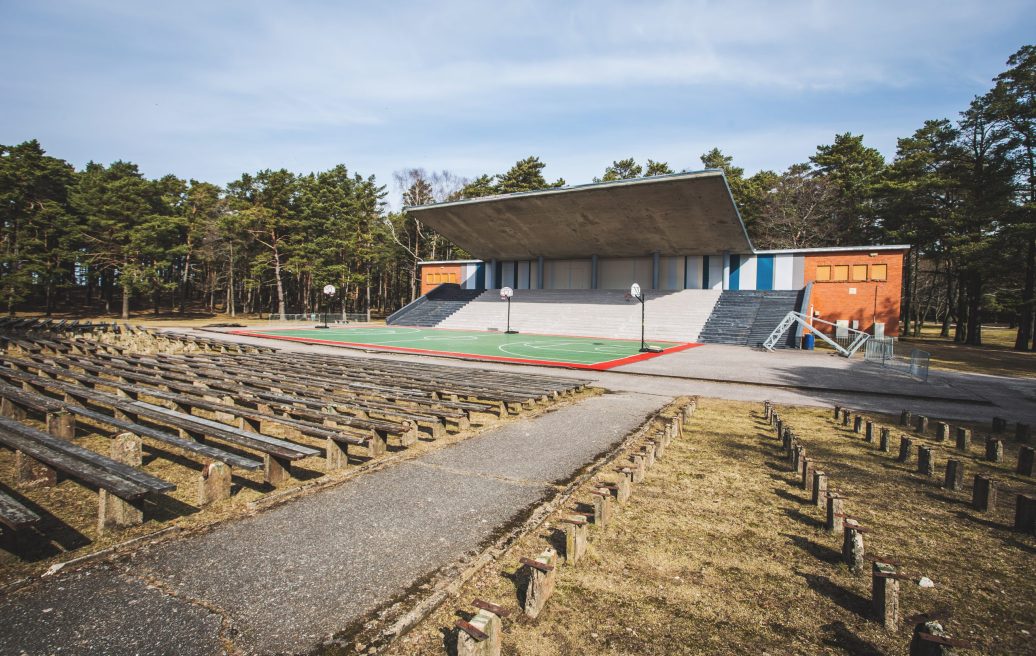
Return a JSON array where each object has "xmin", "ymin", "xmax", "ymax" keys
[
  {"xmin": 861, "ymin": 336, "xmax": 930, "ymax": 382},
  {"xmin": 267, "ymin": 313, "xmax": 369, "ymax": 323},
  {"xmin": 764, "ymin": 312, "xmax": 870, "ymax": 357}
]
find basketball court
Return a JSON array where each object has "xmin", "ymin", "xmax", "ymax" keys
[{"xmin": 228, "ymin": 325, "xmax": 699, "ymax": 370}]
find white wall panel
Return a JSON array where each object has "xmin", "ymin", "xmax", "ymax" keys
[{"xmin": 773, "ymin": 254, "xmax": 795, "ymax": 290}]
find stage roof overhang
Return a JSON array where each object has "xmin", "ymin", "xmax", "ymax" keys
[{"xmin": 404, "ymin": 170, "xmax": 754, "ymax": 260}]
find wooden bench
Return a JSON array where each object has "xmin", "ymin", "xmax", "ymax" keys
[
  {"xmin": 0, "ymin": 415, "xmax": 174, "ymax": 533},
  {"xmin": 0, "ymin": 364, "xmax": 317, "ymax": 485},
  {"xmin": 0, "ymin": 490, "xmax": 40, "ymax": 535}
]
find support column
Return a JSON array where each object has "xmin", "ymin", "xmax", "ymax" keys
[
  {"xmin": 652, "ymin": 251, "xmax": 661, "ymax": 290},
  {"xmin": 536, "ymin": 256, "xmax": 544, "ymax": 290},
  {"xmin": 591, "ymin": 255, "xmax": 598, "ymax": 290},
  {"xmin": 487, "ymin": 259, "xmax": 497, "ymax": 289}
]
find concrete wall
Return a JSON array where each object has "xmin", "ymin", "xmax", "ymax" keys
[{"xmin": 598, "ymin": 257, "xmax": 653, "ymax": 290}]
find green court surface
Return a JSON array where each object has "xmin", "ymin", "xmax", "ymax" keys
[{"xmin": 229, "ymin": 326, "xmax": 700, "ymax": 370}]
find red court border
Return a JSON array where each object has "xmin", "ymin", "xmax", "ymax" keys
[{"xmin": 227, "ymin": 329, "xmax": 702, "ymax": 371}]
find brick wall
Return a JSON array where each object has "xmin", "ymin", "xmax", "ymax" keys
[
  {"xmin": 804, "ymin": 250, "xmax": 907, "ymax": 336},
  {"xmin": 419, "ymin": 263, "xmax": 463, "ymax": 296}
]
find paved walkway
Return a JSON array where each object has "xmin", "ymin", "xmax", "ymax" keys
[{"xmin": 0, "ymin": 392, "xmax": 663, "ymax": 655}]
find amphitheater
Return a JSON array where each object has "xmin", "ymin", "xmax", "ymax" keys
[{"xmin": 0, "ymin": 172, "xmax": 1034, "ymax": 656}]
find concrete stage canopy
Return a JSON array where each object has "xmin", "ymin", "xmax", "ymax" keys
[{"xmin": 404, "ymin": 169, "xmax": 754, "ymax": 260}]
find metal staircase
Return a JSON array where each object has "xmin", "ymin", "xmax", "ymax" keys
[{"xmin": 763, "ymin": 312, "xmax": 870, "ymax": 357}]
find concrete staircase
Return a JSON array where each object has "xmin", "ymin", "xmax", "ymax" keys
[
  {"xmin": 437, "ymin": 289, "xmax": 722, "ymax": 342},
  {"xmin": 698, "ymin": 290, "xmax": 803, "ymax": 347},
  {"xmin": 387, "ymin": 284, "xmax": 483, "ymax": 327}
]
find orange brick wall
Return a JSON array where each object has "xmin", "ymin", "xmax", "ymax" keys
[
  {"xmin": 419, "ymin": 263, "xmax": 463, "ymax": 296},
  {"xmin": 804, "ymin": 250, "xmax": 907, "ymax": 336}
]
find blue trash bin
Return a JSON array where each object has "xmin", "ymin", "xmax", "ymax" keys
[{"xmin": 803, "ymin": 334, "xmax": 815, "ymax": 350}]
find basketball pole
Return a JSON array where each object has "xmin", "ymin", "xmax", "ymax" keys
[{"xmin": 638, "ymin": 292, "xmax": 647, "ymax": 353}]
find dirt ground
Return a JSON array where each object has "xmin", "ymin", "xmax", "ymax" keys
[
  {"xmin": 387, "ymin": 398, "xmax": 1036, "ymax": 656},
  {"xmin": 0, "ymin": 386, "xmax": 599, "ymax": 587}
]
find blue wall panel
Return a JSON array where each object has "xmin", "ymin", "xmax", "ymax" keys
[
  {"xmin": 756, "ymin": 254, "xmax": 774, "ymax": 291},
  {"xmin": 729, "ymin": 254, "xmax": 741, "ymax": 291}
]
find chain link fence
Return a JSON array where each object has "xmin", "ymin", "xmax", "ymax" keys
[{"xmin": 863, "ymin": 337, "xmax": 930, "ymax": 382}]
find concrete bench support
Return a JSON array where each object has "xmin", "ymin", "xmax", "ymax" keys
[
  {"xmin": 842, "ymin": 519, "xmax": 865, "ymax": 573},
  {"xmin": 955, "ymin": 427, "xmax": 971, "ymax": 452},
  {"xmin": 917, "ymin": 446, "xmax": 935, "ymax": 477},
  {"xmin": 456, "ymin": 609, "xmax": 502, "ymax": 656},
  {"xmin": 98, "ymin": 432, "xmax": 144, "ymax": 534},
  {"xmin": 943, "ymin": 460, "xmax": 964, "ymax": 492},
  {"xmin": 562, "ymin": 516, "xmax": 588, "ymax": 565},
  {"xmin": 592, "ymin": 489, "xmax": 613, "ymax": 527},
  {"xmin": 879, "ymin": 428, "xmax": 890, "ymax": 453},
  {"xmin": 915, "ymin": 415, "xmax": 929, "ymax": 434},
  {"xmin": 865, "ymin": 421, "xmax": 874, "ymax": 443},
  {"xmin": 872, "ymin": 561, "xmax": 901, "ymax": 631},
  {"xmin": 264, "ymin": 453, "xmax": 293, "ymax": 486},
  {"xmin": 801, "ymin": 457, "xmax": 814, "ymax": 492},
  {"xmin": 197, "ymin": 461, "xmax": 231, "ymax": 506},
  {"xmin": 898, "ymin": 436, "xmax": 913, "ymax": 463},
  {"xmin": 812, "ymin": 471, "xmax": 828, "ymax": 508},
  {"xmin": 853, "ymin": 415, "xmax": 863, "ymax": 434},
  {"xmin": 1014, "ymin": 494, "xmax": 1036, "ymax": 534},
  {"xmin": 826, "ymin": 494, "xmax": 845, "ymax": 537},
  {"xmin": 521, "ymin": 548, "xmax": 557, "ymax": 619},
  {"xmin": 935, "ymin": 422, "xmax": 949, "ymax": 442},
  {"xmin": 973, "ymin": 475, "xmax": 996, "ymax": 512},
  {"xmin": 1017, "ymin": 446, "xmax": 1034, "ymax": 477},
  {"xmin": 985, "ymin": 438, "xmax": 1004, "ymax": 463},
  {"xmin": 900, "ymin": 410, "xmax": 912, "ymax": 426}
]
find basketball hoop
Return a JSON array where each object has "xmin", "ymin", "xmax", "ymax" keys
[
  {"xmin": 628, "ymin": 282, "xmax": 649, "ymax": 352},
  {"xmin": 500, "ymin": 287, "xmax": 518, "ymax": 334},
  {"xmin": 317, "ymin": 284, "xmax": 337, "ymax": 329}
]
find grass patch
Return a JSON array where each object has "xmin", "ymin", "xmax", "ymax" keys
[
  {"xmin": 900, "ymin": 325, "xmax": 1036, "ymax": 378},
  {"xmin": 387, "ymin": 398, "xmax": 1036, "ymax": 655}
]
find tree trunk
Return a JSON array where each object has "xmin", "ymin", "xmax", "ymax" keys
[
  {"xmin": 121, "ymin": 282, "xmax": 131, "ymax": 320},
  {"xmin": 1016, "ymin": 237, "xmax": 1035, "ymax": 351},
  {"xmin": 272, "ymin": 245, "xmax": 286, "ymax": 320},
  {"xmin": 965, "ymin": 270, "xmax": 982, "ymax": 346},
  {"xmin": 954, "ymin": 271, "xmax": 968, "ymax": 343},
  {"xmin": 179, "ymin": 250, "xmax": 191, "ymax": 314}
]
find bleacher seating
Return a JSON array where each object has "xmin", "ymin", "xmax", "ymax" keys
[
  {"xmin": 437, "ymin": 289, "xmax": 723, "ymax": 343},
  {"xmin": 698, "ymin": 290, "xmax": 803, "ymax": 347}
]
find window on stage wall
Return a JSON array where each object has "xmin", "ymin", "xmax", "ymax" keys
[
  {"xmin": 851, "ymin": 264, "xmax": 868, "ymax": 281},
  {"xmin": 870, "ymin": 263, "xmax": 887, "ymax": 281},
  {"xmin": 815, "ymin": 265, "xmax": 831, "ymax": 281},
  {"xmin": 833, "ymin": 265, "xmax": 849, "ymax": 281}
]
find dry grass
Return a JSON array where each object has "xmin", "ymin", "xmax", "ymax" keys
[
  {"xmin": 0, "ymin": 386, "xmax": 600, "ymax": 586},
  {"xmin": 388, "ymin": 398, "xmax": 1036, "ymax": 656},
  {"xmin": 900, "ymin": 325, "xmax": 1036, "ymax": 378}
]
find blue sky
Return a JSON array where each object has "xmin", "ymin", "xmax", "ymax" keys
[{"xmin": 2, "ymin": 0, "xmax": 1034, "ymax": 208}]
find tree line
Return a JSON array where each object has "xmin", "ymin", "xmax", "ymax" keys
[{"xmin": 1, "ymin": 46, "xmax": 1033, "ymax": 349}]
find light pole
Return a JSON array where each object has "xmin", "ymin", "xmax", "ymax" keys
[
  {"xmin": 500, "ymin": 286, "xmax": 518, "ymax": 334},
  {"xmin": 316, "ymin": 284, "xmax": 336, "ymax": 329}
]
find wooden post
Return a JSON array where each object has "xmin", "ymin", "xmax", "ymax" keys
[
  {"xmin": 917, "ymin": 446, "xmax": 935, "ymax": 477},
  {"xmin": 826, "ymin": 494, "xmax": 845, "ymax": 536},
  {"xmin": 521, "ymin": 548, "xmax": 557, "ymax": 619},
  {"xmin": 985, "ymin": 438, "xmax": 1004, "ymax": 463},
  {"xmin": 1018, "ymin": 446, "xmax": 1035, "ymax": 477},
  {"xmin": 197, "ymin": 461, "xmax": 231, "ymax": 506},
  {"xmin": 842, "ymin": 519, "xmax": 865, "ymax": 573},
  {"xmin": 955, "ymin": 427, "xmax": 971, "ymax": 451},
  {"xmin": 812, "ymin": 471, "xmax": 828, "ymax": 508},
  {"xmin": 865, "ymin": 421, "xmax": 874, "ymax": 443},
  {"xmin": 872, "ymin": 561, "xmax": 900, "ymax": 631},
  {"xmin": 900, "ymin": 410, "xmax": 912, "ymax": 426},
  {"xmin": 879, "ymin": 428, "xmax": 890, "ymax": 453},
  {"xmin": 562, "ymin": 515, "xmax": 588, "ymax": 565},
  {"xmin": 915, "ymin": 415, "xmax": 929, "ymax": 434},
  {"xmin": 972, "ymin": 475, "xmax": 996, "ymax": 512},
  {"xmin": 898, "ymin": 436, "xmax": 913, "ymax": 463},
  {"xmin": 1013, "ymin": 494, "xmax": 1036, "ymax": 533},
  {"xmin": 935, "ymin": 422, "xmax": 949, "ymax": 442},
  {"xmin": 98, "ymin": 432, "xmax": 144, "ymax": 534},
  {"xmin": 943, "ymin": 459, "xmax": 964, "ymax": 492}
]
